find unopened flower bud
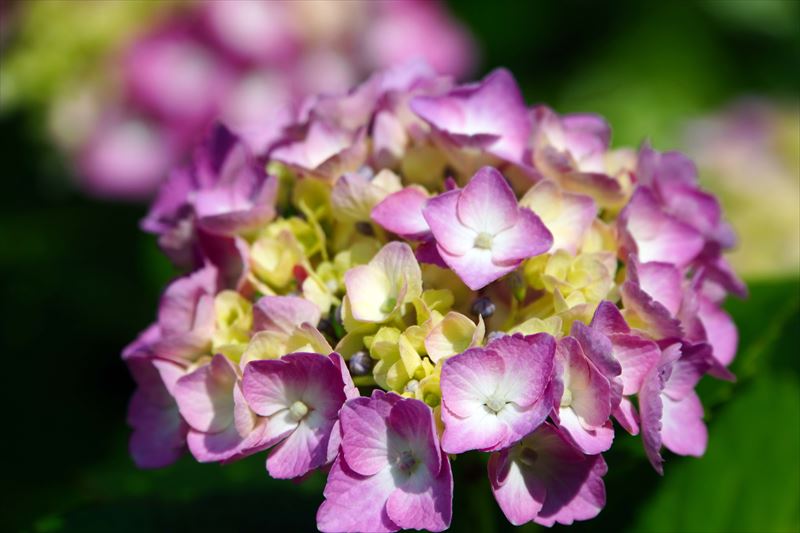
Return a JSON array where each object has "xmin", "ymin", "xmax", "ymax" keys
[
  {"xmin": 471, "ymin": 296, "xmax": 496, "ymax": 319},
  {"xmin": 348, "ymin": 351, "xmax": 373, "ymax": 376}
]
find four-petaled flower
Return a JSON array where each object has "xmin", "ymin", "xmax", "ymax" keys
[
  {"xmin": 423, "ymin": 166, "xmax": 552, "ymax": 290},
  {"xmin": 439, "ymin": 333, "xmax": 555, "ymax": 453},
  {"xmin": 317, "ymin": 391, "xmax": 453, "ymax": 533}
]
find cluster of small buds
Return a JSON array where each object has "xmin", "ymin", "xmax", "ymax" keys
[
  {"xmin": 124, "ymin": 62, "xmax": 745, "ymax": 531},
  {"xmin": 55, "ymin": 0, "xmax": 474, "ymax": 199}
]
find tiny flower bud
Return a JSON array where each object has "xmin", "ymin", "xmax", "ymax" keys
[
  {"xmin": 355, "ymin": 221, "xmax": 375, "ymax": 236},
  {"xmin": 348, "ymin": 351, "xmax": 373, "ymax": 376},
  {"xmin": 471, "ymin": 296, "xmax": 496, "ymax": 318}
]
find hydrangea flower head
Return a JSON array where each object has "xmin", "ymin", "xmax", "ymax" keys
[{"xmin": 123, "ymin": 63, "xmax": 745, "ymax": 530}]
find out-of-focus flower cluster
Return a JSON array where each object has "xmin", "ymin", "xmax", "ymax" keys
[
  {"xmin": 0, "ymin": 0, "xmax": 474, "ymax": 199},
  {"xmin": 124, "ymin": 63, "xmax": 745, "ymax": 531},
  {"xmin": 682, "ymin": 98, "xmax": 799, "ymax": 279}
]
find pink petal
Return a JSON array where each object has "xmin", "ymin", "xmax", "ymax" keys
[
  {"xmin": 636, "ymin": 260, "xmax": 683, "ymax": 316},
  {"xmin": 609, "ymin": 334, "xmax": 661, "ymax": 395},
  {"xmin": 173, "ymin": 354, "xmax": 237, "ymax": 433},
  {"xmin": 489, "ymin": 449, "xmax": 546, "ymax": 526},
  {"xmin": 339, "ymin": 393, "xmax": 397, "ymax": 476},
  {"xmin": 266, "ymin": 410, "xmax": 337, "ymax": 479},
  {"xmin": 371, "ymin": 187, "xmax": 431, "ymax": 239},
  {"xmin": 557, "ymin": 409, "xmax": 614, "ymax": 455},
  {"xmin": 620, "ymin": 188, "xmax": 704, "ymax": 267},
  {"xmin": 158, "ymin": 265, "xmax": 217, "ymax": 338},
  {"xmin": 660, "ymin": 391, "xmax": 707, "ymax": 457},
  {"xmin": 411, "ymin": 68, "xmax": 530, "ymax": 162},
  {"xmin": 252, "ymin": 295, "xmax": 321, "ymax": 335},
  {"xmin": 491, "ymin": 208, "xmax": 553, "ymax": 264},
  {"xmin": 386, "ymin": 453, "xmax": 453, "ymax": 531},
  {"xmin": 423, "ymin": 189, "xmax": 476, "ymax": 256},
  {"xmin": 613, "ymin": 396, "xmax": 640, "ymax": 435},
  {"xmin": 438, "ymin": 245, "xmax": 516, "ymax": 290},
  {"xmin": 388, "ymin": 397, "xmax": 442, "ymax": 475},
  {"xmin": 317, "ymin": 456, "xmax": 398, "ymax": 533},
  {"xmin": 697, "ymin": 296, "xmax": 738, "ymax": 367},
  {"xmin": 440, "ymin": 347, "xmax": 505, "ymax": 418}
]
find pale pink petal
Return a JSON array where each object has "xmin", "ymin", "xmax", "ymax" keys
[
  {"xmin": 491, "ymin": 208, "xmax": 553, "ymax": 264},
  {"xmin": 620, "ymin": 188, "xmax": 704, "ymax": 267},
  {"xmin": 489, "ymin": 450, "xmax": 546, "ymax": 526},
  {"xmin": 339, "ymin": 394, "xmax": 396, "ymax": 477},
  {"xmin": 697, "ymin": 295, "xmax": 738, "ymax": 367},
  {"xmin": 173, "ymin": 354, "xmax": 237, "ymax": 433},
  {"xmin": 492, "ymin": 333, "xmax": 555, "ymax": 408},
  {"xmin": 557, "ymin": 408, "xmax": 614, "ymax": 455},
  {"xmin": 371, "ymin": 187, "xmax": 430, "ymax": 239},
  {"xmin": 423, "ymin": 189, "xmax": 476, "ymax": 256},
  {"xmin": 266, "ymin": 410, "xmax": 337, "ymax": 478},
  {"xmin": 316, "ymin": 457, "xmax": 398, "ymax": 533},
  {"xmin": 609, "ymin": 334, "xmax": 661, "ymax": 395},
  {"xmin": 252, "ymin": 295, "xmax": 321, "ymax": 335},
  {"xmin": 386, "ymin": 454, "xmax": 453, "ymax": 531},
  {"xmin": 613, "ymin": 396, "xmax": 640, "ymax": 435},
  {"xmin": 438, "ymin": 245, "xmax": 515, "ymax": 290},
  {"xmin": 440, "ymin": 404, "xmax": 508, "ymax": 453},
  {"xmin": 456, "ymin": 167, "xmax": 518, "ymax": 234},
  {"xmin": 636, "ymin": 261, "xmax": 683, "ymax": 316},
  {"xmin": 439, "ymin": 347, "xmax": 505, "ymax": 418},
  {"xmin": 660, "ymin": 391, "xmax": 707, "ymax": 457}
]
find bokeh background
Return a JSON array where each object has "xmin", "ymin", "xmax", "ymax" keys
[{"xmin": 1, "ymin": 1, "xmax": 798, "ymax": 532}]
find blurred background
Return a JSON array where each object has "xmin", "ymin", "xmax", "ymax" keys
[{"xmin": 1, "ymin": 1, "xmax": 798, "ymax": 531}]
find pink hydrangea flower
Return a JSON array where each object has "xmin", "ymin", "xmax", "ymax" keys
[
  {"xmin": 489, "ymin": 423, "xmax": 608, "ymax": 526},
  {"xmin": 423, "ymin": 166, "xmax": 552, "ymax": 290},
  {"xmin": 242, "ymin": 352, "xmax": 355, "ymax": 479},
  {"xmin": 317, "ymin": 391, "xmax": 452, "ymax": 533},
  {"xmin": 439, "ymin": 333, "xmax": 555, "ymax": 454}
]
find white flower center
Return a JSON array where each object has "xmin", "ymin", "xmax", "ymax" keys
[
  {"xmin": 289, "ymin": 400, "xmax": 309, "ymax": 421},
  {"xmin": 395, "ymin": 450, "xmax": 418, "ymax": 473},
  {"xmin": 474, "ymin": 232, "xmax": 494, "ymax": 250},
  {"xmin": 485, "ymin": 396, "xmax": 507, "ymax": 414}
]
